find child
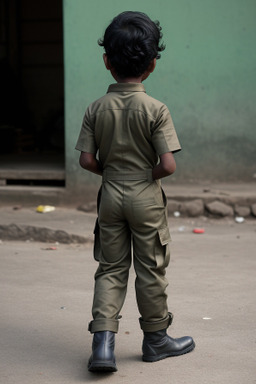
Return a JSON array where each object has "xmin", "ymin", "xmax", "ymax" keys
[{"xmin": 76, "ymin": 11, "xmax": 195, "ymax": 372}]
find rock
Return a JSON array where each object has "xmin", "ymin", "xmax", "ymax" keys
[
  {"xmin": 77, "ymin": 203, "xmax": 97, "ymax": 213},
  {"xmin": 167, "ymin": 200, "xmax": 183, "ymax": 215},
  {"xmin": 251, "ymin": 203, "xmax": 256, "ymax": 217},
  {"xmin": 184, "ymin": 199, "xmax": 204, "ymax": 217},
  {"xmin": 206, "ymin": 201, "xmax": 234, "ymax": 217},
  {"xmin": 234, "ymin": 205, "xmax": 251, "ymax": 217}
]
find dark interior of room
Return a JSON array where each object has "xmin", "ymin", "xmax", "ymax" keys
[{"xmin": 0, "ymin": 0, "xmax": 65, "ymax": 186}]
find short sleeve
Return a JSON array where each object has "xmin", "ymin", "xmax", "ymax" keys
[
  {"xmin": 75, "ymin": 107, "xmax": 97, "ymax": 153},
  {"xmin": 151, "ymin": 105, "xmax": 181, "ymax": 155}
]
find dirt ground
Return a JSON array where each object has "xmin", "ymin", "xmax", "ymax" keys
[{"xmin": 0, "ymin": 216, "xmax": 255, "ymax": 384}]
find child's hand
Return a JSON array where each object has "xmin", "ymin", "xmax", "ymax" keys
[
  {"xmin": 79, "ymin": 152, "xmax": 103, "ymax": 176},
  {"xmin": 152, "ymin": 152, "xmax": 176, "ymax": 180}
]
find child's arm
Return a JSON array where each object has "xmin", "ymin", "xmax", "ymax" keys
[
  {"xmin": 79, "ymin": 152, "xmax": 103, "ymax": 176},
  {"xmin": 152, "ymin": 152, "xmax": 176, "ymax": 180}
]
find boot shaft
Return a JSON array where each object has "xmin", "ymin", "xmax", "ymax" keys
[{"xmin": 88, "ymin": 331, "xmax": 117, "ymax": 372}]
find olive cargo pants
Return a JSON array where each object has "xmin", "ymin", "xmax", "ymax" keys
[{"xmin": 89, "ymin": 170, "xmax": 172, "ymax": 333}]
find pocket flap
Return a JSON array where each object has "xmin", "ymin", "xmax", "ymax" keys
[{"xmin": 158, "ymin": 226, "xmax": 171, "ymax": 246}]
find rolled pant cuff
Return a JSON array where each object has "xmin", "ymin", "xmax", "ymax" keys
[
  {"xmin": 88, "ymin": 318, "xmax": 119, "ymax": 334},
  {"xmin": 139, "ymin": 312, "xmax": 173, "ymax": 332}
]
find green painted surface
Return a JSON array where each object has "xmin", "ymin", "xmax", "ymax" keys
[{"xmin": 63, "ymin": 0, "xmax": 256, "ymax": 191}]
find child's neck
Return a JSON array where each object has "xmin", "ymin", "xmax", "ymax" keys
[{"xmin": 115, "ymin": 76, "xmax": 143, "ymax": 84}]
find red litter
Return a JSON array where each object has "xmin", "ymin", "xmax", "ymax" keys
[{"xmin": 193, "ymin": 228, "xmax": 205, "ymax": 234}]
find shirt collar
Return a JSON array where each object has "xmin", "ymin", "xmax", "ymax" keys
[{"xmin": 107, "ymin": 83, "xmax": 146, "ymax": 93}]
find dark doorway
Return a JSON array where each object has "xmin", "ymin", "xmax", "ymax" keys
[{"xmin": 0, "ymin": 0, "xmax": 65, "ymax": 186}]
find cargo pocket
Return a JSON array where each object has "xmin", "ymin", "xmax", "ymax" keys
[
  {"xmin": 158, "ymin": 226, "xmax": 171, "ymax": 245},
  {"xmin": 155, "ymin": 226, "xmax": 171, "ymax": 270}
]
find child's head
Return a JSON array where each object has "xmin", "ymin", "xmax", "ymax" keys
[{"xmin": 98, "ymin": 11, "xmax": 165, "ymax": 79}]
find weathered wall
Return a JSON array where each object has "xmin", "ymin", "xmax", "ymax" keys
[{"xmin": 63, "ymin": 0, "xmax": 256, "ymax": 195}]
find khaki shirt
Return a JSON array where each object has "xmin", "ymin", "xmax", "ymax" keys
[{"xmin": 76, "ymin": 83, "xmax": 181, "ymax": 172}]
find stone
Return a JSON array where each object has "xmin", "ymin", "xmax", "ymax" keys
[
  {"xmin": 251, "ymin": 203, "xmax": 256, "ymax": 217},
  {"xmin": 206, "ymin": 201, "xmax": 234, "ymax": 217},
  {"xmin": 184, "ymin": 199, "xmax": 204, "ymax": 217},
  {"xmin": 77, "ymin": 203, "xmax": 97, "ymax": 213},
  {"xmin": 167, "ymin": 199, "xmax": 183, "ymax": 215},
  {"xmin": 234, "ymin": 205, "xmax": 251, "ymax": 217}
]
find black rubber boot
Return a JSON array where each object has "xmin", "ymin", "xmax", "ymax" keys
[
  {"xmin": 88, "ymin": 331, "xmax": 117, "ymax": 372},
  {"xmin": 142, "ymin": 329, "xmax": 195, "ymax": 362}
]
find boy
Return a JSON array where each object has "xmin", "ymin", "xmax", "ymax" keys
[{"xmin": 76, "ymin": 11, "xmax": 195, "ymax": 372}]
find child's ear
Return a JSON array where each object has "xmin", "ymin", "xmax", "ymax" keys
[
  {"xmin": 103, "ymin": 54, "xmax": 111, "ymax": 70},
  {"xmin": 142, "ymin": 59, "xmax": 157, "ymax": 81},
  {"xmin": 148, "ymin": 58, "xmax": 156, "ymax": 73}
]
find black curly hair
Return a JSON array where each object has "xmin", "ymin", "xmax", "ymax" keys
[{"xmin": 98, "ymin": 11, "xmax": 165, "ymax": 78}]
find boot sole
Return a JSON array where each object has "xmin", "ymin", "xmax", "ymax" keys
[
  {"xmin": 142, "ymin": 341, "xmax": 195, "ymax": 362},
  {"xmin": 88, "ymin": 360, "xmax": 117, "ymax": 372}
]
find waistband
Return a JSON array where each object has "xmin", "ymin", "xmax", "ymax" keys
[{"xmin": 102, "ymin": 169, "xmax": 153, "ymax": 183}]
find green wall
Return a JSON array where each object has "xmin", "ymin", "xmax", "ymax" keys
[{"xmin": 64, "ymin": 0, "xmax": 256, "ymax": 193}]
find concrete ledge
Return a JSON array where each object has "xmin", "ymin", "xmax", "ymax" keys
[{"xmin": 1, "ymin": 182, "xmax": 255, "ymax": 206}]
